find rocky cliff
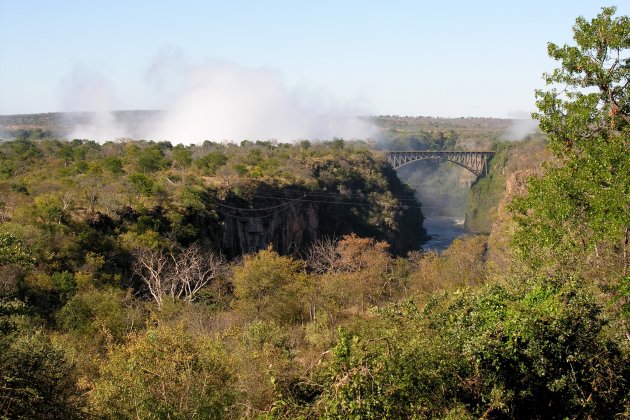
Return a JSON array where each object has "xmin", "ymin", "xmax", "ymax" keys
[
  {"xmin": 463, "ymin": 139, "xmax": 551, "ymax": 271},
  {"xmin": 465, "ymin": 139, "xmax": 549, "ymax": 234},
  {"xmin": 214, "ymin": 175, "xmax": 427, "ymax": 258}
]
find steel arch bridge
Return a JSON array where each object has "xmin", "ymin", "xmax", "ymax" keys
[{"xmin": 386, "ymin": 150, "xmax": 495, "ymax": 177}]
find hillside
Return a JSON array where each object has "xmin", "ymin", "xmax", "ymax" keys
[
  {"xmin": 465, "ymin": 138, "xmax": 551, "ymax": 233},
  {"xmin": 0, "ymin": 138, "xmax": 425, "ymax": 263}
]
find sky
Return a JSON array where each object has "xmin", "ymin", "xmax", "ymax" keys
[{"xmin": 0, "ymin": 1, "xmax": 627, "ymax": 120}]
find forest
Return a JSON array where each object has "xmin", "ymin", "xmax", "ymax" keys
[{"xmin": 1, "ymin": 7, "xmax": 629, "ymax": 419}]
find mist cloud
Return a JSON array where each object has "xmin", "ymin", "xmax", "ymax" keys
[
  {"xmin": 59, "ymin": 53, "xmax": 378, "ymax": 143},
  {"xmin": 503, "ymin": 111, "xmax": 539, "ymax": 141},
  {"xmin": 59, "ymin": 66, "xmax": 128, "ymax": 140}
]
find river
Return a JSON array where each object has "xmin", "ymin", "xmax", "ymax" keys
[{"xmin": 422, "ymin": 216, "xmax": 466, "ymax": 252}]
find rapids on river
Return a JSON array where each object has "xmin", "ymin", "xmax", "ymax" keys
[{"xmin": 421, "ymin": 216, "xmax": 466, "ymax": 252}]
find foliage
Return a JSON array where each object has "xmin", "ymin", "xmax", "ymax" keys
[
  {"xmin": 0, "ymin": 299, "xmax": 83, "ymax": 418},
  {"xmin": 134, "ymin": 144, "xmax": 168, "ymax": 173},
  {"xmin": 408, "ymin": 235, "xmax": 488, "ymax": 295},
  {"xmin": 465, "ymin": 142, "xmax": 510, "ymax": 233},
  {"xmin": 229, "ymin": 319, "xmax": 301, "ymax": 416},
  {"xmin": 0, "ymin": 232, "xmax": 35, "ymax": 267},
  {"xmin": 171, "ymin": 144, "xmax": 192, "ymax": 170},
  {"xmin": 58, "ymin": 286, "xmax": 141, "ymax": 349},
  {"xmin": 90, "ymin": 324, "xmax": 234, "ymax": 418},
  {"xmin": 311, "ymin": 234, "xmax": 393, "ymax": 315},
  {"xmin": 276, "ymin": 280, "xmax": 628, "ymax": 419},
  {"xmin": 233, "ymin": 248, "xmax": 307, "ymax": 324},
  {"xmin": 195, "ymin": 151, "xmax": 228, "ymax": 175},
  {"xmin": 512, "ymin": 7, "xmax": 630, "ymax": 274}
]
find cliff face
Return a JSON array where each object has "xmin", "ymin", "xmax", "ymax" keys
[
  {"xmin": 215, "ymin": 178, "xmax": 426, "ymax": 258},
  {"xmin": 465, "ymin": 140, "xmax": 550, "ymax": 234},
  {"xmin": 462, "ymin": 139, "xmax": 551, "ymax": 272},
  {"xmin": 220, "ymin": 200, "xmax": 320, "ymax": 257}
]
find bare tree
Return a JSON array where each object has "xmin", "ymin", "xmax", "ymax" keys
[
  {"xmin": 306, "ymin": 236, "xmax": 339, "ymax": 274},
  {"xmin": 132, "ymin": 247, "xmax": 170, "ymax": 308},
  {"xmin": 169, "ymin": 244, "xmax": 226, "ymax": 303},
  {"xmin": 132, "ymin": 243, "xmax": 226, "ymax": 308}
]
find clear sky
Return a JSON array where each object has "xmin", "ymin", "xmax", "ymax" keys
[{"xmin": 0, "ymin": 1, "xmax": 627, "ymax": 118}]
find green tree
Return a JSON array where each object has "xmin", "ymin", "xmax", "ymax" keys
[
  {"xmin": 33, "ymin": 193, "xmax": 71, "ymax": 226},
  {"xmin": 0, "ymin": 298, "xmax": 84, "ymax": 418},
  {"xmin": 58, "ymin": 286, "xmax": 139, "ymax": 351},
  {"xmin": 172, "ymin": 144, "xmax": 192, "ymax": 171},
  {"xmin": 102, "ymin": 156, "xmax": 123, "ymax": 174},
  {"xmin": 0, "ymin": 330, "xmax": 84, "ymax": 418},
  {"xmin": 128, "ymin": 173, "xmax": 155, "ymax": 196},
  {"xmin": 512, "ymin": 7, "xmax": 630, "ymax": 274},
  {"xmin": 0, "ymin": 233, "xmax": 35, "ymax": 267},
  {"xmin": 135, "ymin": 144, "xmax": 167, "ymax": 173},
  {"xmin": 90, "ymin": 324, "xmax": 234, "ymax": 418},
  {"xmin": 194, "ymin": 151, "xmax": 228, "ymax": 175},
  {"xmin": 233, "ymin": 248, "xmax": 307, "ymax": 324}
]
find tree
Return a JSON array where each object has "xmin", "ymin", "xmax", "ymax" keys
[
  {"xmin": 233, "ymin": 248, "xmax": 307, "ymax": 324},
  {"xmin": 135, "ymin": 144, "xmax": 167, "ymax": 173},
  {"xmin": 533, "ymin": 7, "xmax": 629, "ymax": 156},
  {"xmin": 172, "ymin": 144, "xmax": 192, "ymax": 173},
  {"xmin": 132, "ymin": 243, "xmax": 226, "ymax": 308},
  {"xmin": 306, "ymin": 236, "xmax": 340, "ymax": 275},
  {"xmin": 0, "ymin": 233, "xmax": 35, "ymax": 296},
  {"xmin": 0, "ymin": 329, "xmax": 84, "ymax": 418},
  {"xmin": 0, "ymin": 298, "xmax": 83, "ymax": 418},
  {"xmin": 33, "ymin": 193, "xmax": 71, "ymax": 226},
  {"xmin": 310, "ymin": 234, "xmax": 391, "ymax": 315},
  {"xmin": 512, "ymin": 7, "xmax": 630, "ymax": 275},
  {"xmin": 0, "ymin": 233, "xmax": 35, "ymax": 268},
  {"xmin": 102, "ymin": 156, "xmax": 123, "ymax": 175},
  {"xmin": 194, "ymin": 151, "xmax": 228, "ymax": 175},
  {"xmin": 58, "ymin": 286, "xmax": 140, "ymax": 350},
  {"xmin": 90, "ymin": 325, "xmax": 234, "ymax": 418}
]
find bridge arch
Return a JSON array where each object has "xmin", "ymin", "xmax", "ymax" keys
[{"xmin": 386, "ymin": 151, "xmax": 494, "ymax": 177}]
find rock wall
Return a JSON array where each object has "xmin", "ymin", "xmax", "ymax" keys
[
  {"xmin": 465, "ymin": 139, "xmax": 550, "ymax": 234},
  {"xmin": 220, "ymin": 201, "xmax": 320, "ymax": 257},
  {"xmin": 215, "ymin": 180, "xmax": 426, "ymax": 258}
]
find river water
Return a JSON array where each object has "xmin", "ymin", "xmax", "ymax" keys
[{"xmin": 422, "ymin": 216, "xmax": 466, "ymax": 252}]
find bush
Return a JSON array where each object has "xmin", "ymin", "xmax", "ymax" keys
[
  {"xmin": 90, "ymin": 324, "xmax": 234, "ymax": 418},
  {"xmin": 0, "ymin": 301, "xmax": 83, "ymax": 418},
  {"xmin": 277, "ymin": 280, "xmax": 628, "ymax": 418},
  {"xmin": 233, "ymin": 248, "xmax": 308, "ymax": 324}
]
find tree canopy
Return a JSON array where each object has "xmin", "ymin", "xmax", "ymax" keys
[{"xmin": 513, "ymin": 6, "xmax": 630, "ymax": 274}]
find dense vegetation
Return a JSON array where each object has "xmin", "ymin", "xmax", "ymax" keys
[
  {"xmin": 0, "ymin": 137, "xmax": 425, "ymax": 256},
  {"xmin": 1, "ymin": 7, "xmax": 628, "ymax": 418},
  {"xmin": 1, "ymin": 113, "xmax": 544, "ymax": 220}
]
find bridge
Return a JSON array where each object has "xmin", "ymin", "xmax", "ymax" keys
[{"xmin": 386, "ymin": 150, "xmax": 495, "ymax": 177}]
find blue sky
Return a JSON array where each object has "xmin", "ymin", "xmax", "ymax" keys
[{"xmin": 0, "ymin": 1, "xmax": 627, "ymax": 118}]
